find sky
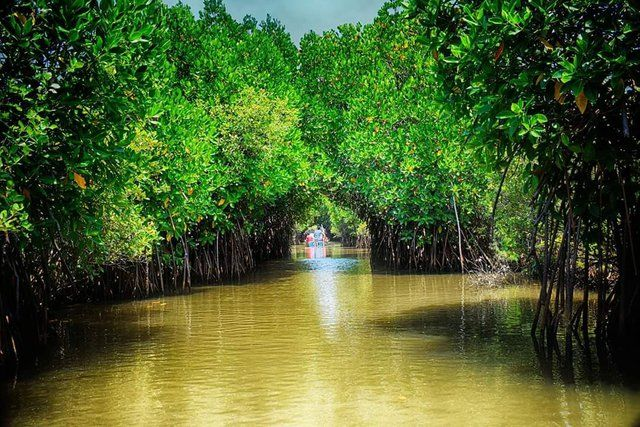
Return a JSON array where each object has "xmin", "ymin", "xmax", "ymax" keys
[{"xmin": 164, "ymin": 0, "xmax": 387, "ymax": 43}]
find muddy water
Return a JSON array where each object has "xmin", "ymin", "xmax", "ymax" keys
[{"xmin": 2, "ymin": 246, "xmax": 640, "ymax": 425}]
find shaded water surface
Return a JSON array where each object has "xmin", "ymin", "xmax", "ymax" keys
[{"xmin": 3, "ymin": 246, "xmax": 640, "ymax": 425}]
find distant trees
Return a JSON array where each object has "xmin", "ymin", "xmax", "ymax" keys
[{"xmin": 299, "ymin": 1, "xmax": 506, "ymax": 271}]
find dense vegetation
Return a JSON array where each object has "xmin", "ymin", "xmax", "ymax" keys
[
  {"xmin": 0, "ymin": 0, "xmax": 637, "ymax": 368},
  {"xmin": 0, "ymin": 0, "xmax": 308, "ymax": 366},
  {"xmin": 409, "ymin": 0, "xmax": 639, "ymax": 346},
  {"xmin": 298, "ymin": 3, "xmax": 519, "ymax": 271}
]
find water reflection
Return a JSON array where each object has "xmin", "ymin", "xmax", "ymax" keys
[
  {"xmin": 2, "ymin": 247, "xmax": 640, "ymax": 425},
  {"xmin": 310, "ymin": 261, "xmax": 339, "ymax": 337},
  {"xmin": 305, "ymin": 245, "xmax": 327, "ymax": 259}
]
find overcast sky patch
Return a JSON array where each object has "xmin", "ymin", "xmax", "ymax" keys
[{"xmin": 163, "ymin": 0, "xmax": 386, "ymax": 43}]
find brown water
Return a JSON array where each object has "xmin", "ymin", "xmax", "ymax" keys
[{"xmin": 2, "ymin": 246, "xmax": 640, "ymax": 425}]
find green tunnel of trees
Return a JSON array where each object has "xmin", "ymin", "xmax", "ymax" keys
[{"xmin": 1, "ymin": 0, "xmax": 638, "ymax": 367}]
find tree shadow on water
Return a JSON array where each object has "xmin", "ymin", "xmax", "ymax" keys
[
  {"xmin": 0, "ymin": 307, "xmax": 167, "ymax": 424},
  {"xmin": 371, "ymin": 297, "xmax": 640, "ymax": 391}
]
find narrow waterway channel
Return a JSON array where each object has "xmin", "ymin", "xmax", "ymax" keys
[{"xmin": 2, "ymin": 246, "xmax": 640, "ymax": 425}]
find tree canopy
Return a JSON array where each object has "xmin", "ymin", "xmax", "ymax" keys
[
  {"xmin": 408, "ymin": 0, "xmax": 640, "ymax": 342},
  {"xmin": 0, "ymin": 0, "xmax": 637, "ymax": 366}
]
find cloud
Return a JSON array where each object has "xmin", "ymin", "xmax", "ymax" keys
[{"xmin": 164, "ymin": 0, "xmax": 386, "ymax": 43}]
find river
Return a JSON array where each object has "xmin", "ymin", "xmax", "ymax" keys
[{"xmin": 2, "ymin": 245, "xmax": 640, "ymax": 425}]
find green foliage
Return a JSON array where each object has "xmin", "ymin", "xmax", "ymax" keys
[
  {"xmin": 297, "ymin": 196, "xmax": 364, "ymax": 244},
  {"xmin": 325, "ymin": 202, "xmax": 363, "ymax": 244},
  {"xmin": 299, "ymin": 2, "xmax": 504, "ymax": 267},
  {"xmin": 0, "ymin": 0, "xmax": 536, "ymax": 280},
  {"xmin": 492, "ymin": 163, "xmax": 532, "ymax": 263},
  {"xmin": 409, "ymin": 0, "xmax": 640, "ymax": 240},
  {"xmin": 212, "ymin": 87, "xmax": 307, "ymax": 216},
  {"xmin": 1, "ymin": 0, "xmax": 163, "ymax": 246},
  {"xmin": 0, "ymin": 0, "xmax": 308, "ymax": 279},
  {"xmin": 101, "ymin": 196, "xmax": 158, "ymax": 263},
  {"xmin": 2, "ymin": 0, "xmax": 638, "ymax": 365},
  {"xmin": 409, "ymin": 0, "xmax": 640, "ymax": 337}
]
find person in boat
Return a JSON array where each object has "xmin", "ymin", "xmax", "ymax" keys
[
  {"xmin": 305, "ymin": 231, "xmax": 315, "ymax": 247},
  {"xmin": 313, "ymin": 226, "xmax": 325, "ymax": 247}
]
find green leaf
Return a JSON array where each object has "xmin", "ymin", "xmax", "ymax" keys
[{"xmin": 533, "ymin": 114, "xmax": 547, "ymax": 124}]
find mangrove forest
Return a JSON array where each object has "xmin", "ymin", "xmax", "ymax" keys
[{"xmin": 1, "ymin": 0, "xmax": 639, "ymax": 424}]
